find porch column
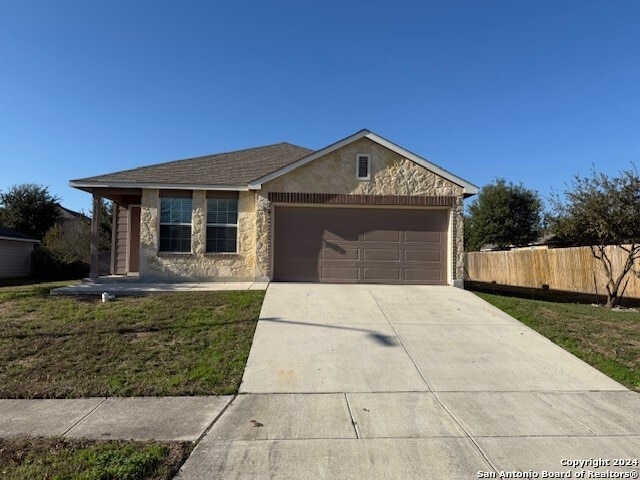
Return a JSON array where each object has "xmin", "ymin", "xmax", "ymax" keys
[
  {"xmin": 110, "ymin": 203, "xmax": 119, "ymax": 275},
  {"xmin": 89, "ymin": 193, "xmax": 101, "ymax": 279}
]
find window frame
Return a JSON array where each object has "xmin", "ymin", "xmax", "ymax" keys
[
  {"xmin": 205, "ymin": 197, "xmax": 239, "ymax": 254},
  {"xmin": 158, "ymin": 196, "xmax": 193, "ymax": 254},
  {"xmin": 356, "ymin": 153, "xmax": 371, "ymax": 181}
]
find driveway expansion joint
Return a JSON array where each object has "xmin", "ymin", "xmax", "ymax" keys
[
  {"xmin": 194, "ymin": 394, "xmax": 237, "ymax": 444},
  {"xmin": 367, "ymin": 289, "xmax": 433, "ymax": 392},
  {"xmin": 430, "ymin": 390, "xmax": 499, "ymax": 473},
  {"xmin": 343, "ymin": 393, "xmax": 361, "ymax": 439},
  {"xmin": 531, "ymin": 390, "xmax": 600, "ymax": 436},
  {"xmin": 62, "ymin": 397, "xmax": 108, "ymax": 437}
]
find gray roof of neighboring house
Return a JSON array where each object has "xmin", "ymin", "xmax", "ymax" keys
[
  {"xmin": 0, "ymin": 226, "xmax": 39, "ymax": 242},
  {"xmin": 57, "ymin": 204, "xmax": 89, "ymax": 222},
  {"xmin": 71, "ymin": 142, "xmax": 313, "ymax": 187}
]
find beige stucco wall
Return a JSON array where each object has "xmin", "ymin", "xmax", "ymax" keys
[
  {"xmin": 139, "ymin": 189, "xmax": 257, "ymax": 280},
  {"xmin": 256, "ymin": 137, "xmax": 466, "ymax": 282}
]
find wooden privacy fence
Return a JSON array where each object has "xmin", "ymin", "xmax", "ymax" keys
[{"xmin": 464, "ymin": 246, "xmax": 640, "ymax": 299}]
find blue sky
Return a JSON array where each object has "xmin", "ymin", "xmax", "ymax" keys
[{"xmin": 1, "ymin": 1, "xmax": 638, "ymax": 213}]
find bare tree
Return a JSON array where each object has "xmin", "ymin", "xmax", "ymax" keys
[{"xmin": 550, "ymin": 166, "xmax": 640, "ymax": 308}]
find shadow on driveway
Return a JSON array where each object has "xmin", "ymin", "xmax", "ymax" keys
[{"xmin": 259, "ymin": 317, "xmax": 399, "ymax": 347}]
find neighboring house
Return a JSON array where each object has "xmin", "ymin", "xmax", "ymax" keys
[
  {"xmin": 483, "ymin": 235, "xmax": 573, "ymax": 252},
  {"xmin": 0, "ymin": 227, "xmax": 39, "ymax": 278},
  {"xmin": 57, "ymin": 204, "xmax": 90, "ymax": 224},
  {"xmin": 70, "ymin": 129, "xmax": 478, "ymax": 285}
]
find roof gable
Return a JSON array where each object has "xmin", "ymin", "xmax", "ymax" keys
[{"xmin": 249, "ymin": 130, "xmax": 479, "ymax": 196}]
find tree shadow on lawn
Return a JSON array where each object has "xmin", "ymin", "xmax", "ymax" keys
[{"xmin": 466, "ymin": 281, "xmax": 640, "ymax": 308}]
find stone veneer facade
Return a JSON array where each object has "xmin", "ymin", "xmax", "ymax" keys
[
  {"xmin": 137, "ymin": 137, "xmax": 465, "ymax": 284},
  {"xmin": 139, "ymin": 189, "xmax": 257, "ymax": 280},
  {"xmin": 256, "ymin": 138, "xmax": 465, "ymax": 283}
]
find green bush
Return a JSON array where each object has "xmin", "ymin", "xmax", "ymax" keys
[{"xmin": 31, "ymin": 245, "xmax": 88, "ymax": 280}]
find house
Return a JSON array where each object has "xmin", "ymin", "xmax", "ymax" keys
[
  {"xmin": 57, "ymin": 204, "xmax": 90, "ymax": 224},
  {"xmin": 70, "ymin": 130, "xmax": 478, "ymax": 285},
  {"xmin": 0, "ymin": 227, "xmax": 39, "ymax": 278}
]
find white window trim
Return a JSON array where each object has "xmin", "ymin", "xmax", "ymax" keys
[
  {"xmin": 356, "ymin": 153, "xmax": 371, "ymax": 181},
  {"xmin": 205, "ymin": 199, "xmax": 239, "ymax": 254},
  {"xmin": 158, "ymin": 197, "xmax": 193, "ymax": 254}
]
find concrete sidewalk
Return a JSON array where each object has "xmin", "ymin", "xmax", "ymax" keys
[
  {"xmin": 0, "ymin": 396, "xmax": 232, "ymax": 441},
  {"xmin": 179, "ymin": 392, "xmax": 640, "ymax": 478},
  {"xmin": 176, "ymin": 284, "xmax": 640, "ymax": 479}
]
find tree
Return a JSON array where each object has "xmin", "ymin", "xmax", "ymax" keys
[
  {"xmin": 97, "ymin": 199, "xmax": 113, "ymax": 252},
  {"xmin": 465, "ymin": 178, "xmax": 543, "ymax": 251},
  {"xmin": 42, "ymin": 199, "xmax": 112, "ymax": 265},
  {"xmin": 550, "ymin": 166, "xmax": 640, "ymax": 309},
  {"xmin": 43, "ymin": 217, "xmax": 91, "ymax": 264},
  {"xmin": 0, "ymin": 184, "xmax": 61, "ymax": 239}
]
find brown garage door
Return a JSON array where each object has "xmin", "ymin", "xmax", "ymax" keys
[{"xmin": 273, "ymin": 206, "xmax": 448, "ymax": 284}]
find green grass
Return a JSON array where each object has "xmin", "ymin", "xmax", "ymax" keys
[
  {"xmin": 0, "ymin": 281, "xmax": 264, "ymax": 398},
  {"xmin": 0, "ymin": 437, "xmax": 193, "ymax": 480},
  {"xmin": 475, "ymin": 292, "xmax": 640, "ymax": 391}
]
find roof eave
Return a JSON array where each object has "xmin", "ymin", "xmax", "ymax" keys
[
  {"xmin": 0, "ymin": 236, "xmax": 39, "ymax": 243},
  {"xmin": 69, "ymin": 181, "xmax": 252, "ymax": 191}
]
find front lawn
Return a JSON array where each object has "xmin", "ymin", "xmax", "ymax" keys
[
  {"xmin": 0, "ymin": 437, "xmax": 192, "ymax": 480},
  {"xmin": 475, "ymin": 292, "xmax": 640, "ymax": 392},
  {"xmin": 0, "ymin": 281, "xmax": 264, "ymax": 398}
]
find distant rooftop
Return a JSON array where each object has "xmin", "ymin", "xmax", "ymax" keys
[{"xmin": 0, "ymin": 226, "xmax": 39, "ymax": 242}]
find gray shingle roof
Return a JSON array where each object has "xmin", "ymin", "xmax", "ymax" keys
[{"xmin": 72, "ymin": 142, "xmax": 313, "ymax": 186}]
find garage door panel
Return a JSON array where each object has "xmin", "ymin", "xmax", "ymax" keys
[
  {"xmin": 321, "ymin": 267, "xmax": 360, "ymax": 280},
  {"xmin": 323, "ymin": 229, "xmax": 359, "ymax": 242},
  {"xmin": 364, "ymin": 249, "xmax": 401, "ymax": 261},
  {"xmin": 405, "ymin": 250, "xmax": 441, "ymax": 262},
  {"xmin": 322, "ymin": 247, "xmax": 359, "ymax": 260},
  {"xmin": 273, "ymin": 207, "xmax": 448, "ymax": 285},
  {"xmin": 277, "ymin": 244, "xmax": 322, "ymax": 260},
  {"xmin": 274, "ymin": 261, "xmax": 320, "ymax": 281},
  {"xmin": 406, "ymin": 268, "xmax": 443, "ymax": 281},
  {"xmin": 404, "ymin": 231, "xmax": 442, "ymax": 243},
  {"xmin": 363, "ymin": 267, "xmax": 401, "ymax": 281},
  {"xmin": 362, "ymin": 230, "xmax": 401, "ymax": 243}
]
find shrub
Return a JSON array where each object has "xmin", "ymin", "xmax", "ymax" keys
[{"xmin": 31, "ymin": 245, "xmax": 88, "ymax": 280}]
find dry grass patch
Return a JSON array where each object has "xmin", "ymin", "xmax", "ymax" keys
[
  {"xmin": 0, "ymin": 437, "xmax": 193, "ymax": 480},
  {"xmin": 0, "ymin": 281, "xmax": 264, "ymax": 398}
]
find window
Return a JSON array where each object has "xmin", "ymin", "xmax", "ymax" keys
[
  {"xmin": 206, "ymin": 197, "xmax": 238, "ymax": 253},
  {"xmin": 159, "ymin": 197, "xmax": 192, "ymax": 252},
  {"xmin": 356, "ymin": 154, "xmax": 370, "ymax": 180}
]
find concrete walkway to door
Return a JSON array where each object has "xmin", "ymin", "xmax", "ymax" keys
[{"xmin": 177, "ymin": 284, "xmax": 640, "ymax": 479}]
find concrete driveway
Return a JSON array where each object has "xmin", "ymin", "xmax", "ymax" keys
[{"xmin": 177, "ymin": 284, "xmax": 640, "ymax": 479}]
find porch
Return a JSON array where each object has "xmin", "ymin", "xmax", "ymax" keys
[
  {"xmin": 84, "ymin": 189, "xmax": 143, "ymax": 279},
  {"xmin": 50, "ymin": 279, "xmax": 268, "ymax": 296}
]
